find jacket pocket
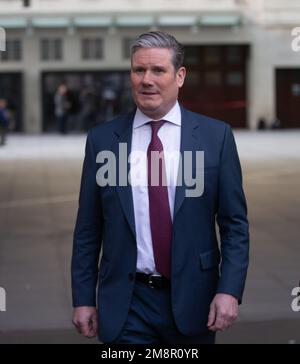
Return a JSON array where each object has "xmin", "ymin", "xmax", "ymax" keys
[{"xmin": 199, "ymin": 248, "xmax": 220, "ymax": 270}]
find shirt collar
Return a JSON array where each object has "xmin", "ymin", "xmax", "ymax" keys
[{"xmin": 133, "ymin": 101, "xmax": 181, "ymax": 129}]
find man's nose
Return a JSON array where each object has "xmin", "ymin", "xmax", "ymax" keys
[{"xmin": 142, "ymin": 70, "xmax": 154, "ymax": 86}]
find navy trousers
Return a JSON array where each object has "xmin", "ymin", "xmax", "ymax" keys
[{"xmin": 108, "ymin": 280, "xmax": 215, "ymax": 345}]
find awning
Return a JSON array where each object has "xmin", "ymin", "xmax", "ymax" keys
[
  {"xmin": 0, "ymin": 18, "xmax": 27, "ymax": 29},
  {"xmin": 31, "ymin": 17, "xmax": 70, "ymax": 28},
  {"xmin": 116, "ymin": 16, "xmax": 154, "ymax": 27},
  {"xmin": 158, "ymin": 15, "xmax": 198, "ymax": 27},
  {"xmin": 200, "ymin": 14, "xmax": 241, "ymax": 26},
  {"xmin": 0, "ymin": 13, "xmax": 243, "ymax": 31},
  {"xmin": 73, "ymin": 16, "xmax": 112, "ymax": 28}
]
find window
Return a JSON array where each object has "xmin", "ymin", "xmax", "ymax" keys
[
  {"xmin": 226, "ymin": 71, "xmax": 243, "ymax": 86},
  {"xmin": 227, "ymin": 46, "xmax": 242, "ymax": 64},
  {"xmin": 0, "ymin": 39, "xmax": 22, "ymax": 61},
  {"xmin": 184, "ymin": 71, "xmax": 201, "ymax": 86},
  {"xmin": 81, "ymin": 38, "xmax": 103, "ymax": 60},
  {"xmin": 291, "ymin": 83, "xmax": 300, "ymax": 97},
  {"xmin": 205, "ymin": 71, "xmax": 222, "ymax": 86},
  {"xmin": 184, "ymin": 47, "xmax": 200, "ymax": 66},
  {"xmin": 40, "ymin": 38, "xmax": 62, "ymax": 61},
  {"xmin": 204, "ymin": 46, "xmax": 221, "ymax": 65}
]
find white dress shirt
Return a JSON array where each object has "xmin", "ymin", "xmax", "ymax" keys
[{"xmin": 130, "ymin": 101, "xmax": 181, "ymax": 275}]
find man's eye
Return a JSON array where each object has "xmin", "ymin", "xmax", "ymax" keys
[{"xmin": 135, "ymin": 68, "xmax": 144, "ymax": 73}]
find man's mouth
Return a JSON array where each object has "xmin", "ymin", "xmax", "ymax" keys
[{"xmin": 140, "ymin": 91, "xmax": 158, "ymax": 95}]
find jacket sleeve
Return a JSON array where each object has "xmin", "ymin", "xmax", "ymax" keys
[
  {"xmin": 71, "ymin": 129, "xmax": 103, "ymax": 307},
  {"xmin": 216, "ymin": 124, "xmax": 250, "ymax": 303}
]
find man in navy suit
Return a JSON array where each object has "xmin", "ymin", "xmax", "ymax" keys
[{"xmin": 71, "ymin": 31, "xmax": 249, "ymax": 344}]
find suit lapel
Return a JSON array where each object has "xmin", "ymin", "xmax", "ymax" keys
[
  {"xmin": 112, "ymin": 106, "xmax": 204, "ymax": 234},
  {"xmin": 174, "ymin": 106, "xmax": 202, "ymax": 218},
  {"xmin": 113, "ymin": 110, "xmax": 136, "ymax": 238}
]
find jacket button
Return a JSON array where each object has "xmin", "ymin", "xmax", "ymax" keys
[{"xmin": 128, "ymin": 273, "xmax": 134, "ymax": 281}]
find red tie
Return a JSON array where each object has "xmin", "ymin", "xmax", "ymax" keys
[{"xmin": 147, "ymin": 120, "xmax": 172, "ymax": 279}]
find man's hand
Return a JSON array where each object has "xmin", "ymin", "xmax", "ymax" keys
[
  {"xmin": 207, "ymin": 293, "xmax": 238, "ymax": 332},
  {"xmin": 72, "ymin": 306, "xmax": 98, "ymax": 338}
]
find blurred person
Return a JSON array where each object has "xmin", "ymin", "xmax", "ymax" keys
[
  {"xmin": 54, "ymin": 83, "xmax": 71, "ymax": 134},
  {"xmin": 66, "ymin": 89, "xmax": 79, "ymax": 132},
  {"xmin": 71, "ymin": 31, "xmax": 249, "ymax": 344},
  {"xmin": 120, "ymin": 86, "xmax": 135, "ymax": 115},
  {"xmin": 0, "ymin": 98, "xmax": 9, "ymax": 146},
  {"xmin": 79, "ymin": 87, "xmax": 98, "ymax": 131},
  {"xmin": 102, "ymin": 86, "xmax": 117, "ymax": 121}
]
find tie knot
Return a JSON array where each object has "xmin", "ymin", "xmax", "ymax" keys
[{"xmin": 150, "ymin": 120, "xmax": 166, "ymax": 136}]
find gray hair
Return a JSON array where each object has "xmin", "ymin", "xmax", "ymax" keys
[{"xmin": 131, "ymin": 31, "xmax": 185, "ymax": 71}]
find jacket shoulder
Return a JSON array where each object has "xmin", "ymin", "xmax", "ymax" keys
[
  {"xmin": 184, "ymin": 108, "xmax": 230, "ymax": 132},
  {"xmin": 88, "ymin": 112, "xmax": 132, "ymax": 137}
]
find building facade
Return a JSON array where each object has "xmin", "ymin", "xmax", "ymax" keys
[{"xmin": 0, "ymin": 0, "xmax": 299, "ymax": 133}]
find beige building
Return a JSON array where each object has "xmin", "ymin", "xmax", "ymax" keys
[{"xmin": 0, "ymin": 0, "xmax": 300, "ymax": 132}]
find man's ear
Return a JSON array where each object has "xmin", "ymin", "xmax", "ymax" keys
[{"xmin": 177, "ymin": 67, "xmax": 186, "ymax": 88}]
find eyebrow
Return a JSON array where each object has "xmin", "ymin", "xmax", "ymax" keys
[
  {"xmin": 152, "ymin": 65, "xmax": 167, "ymax": 70},
  {"xmin": 132, "ymin": 65, "xmax": 167, "ymax": 70}
]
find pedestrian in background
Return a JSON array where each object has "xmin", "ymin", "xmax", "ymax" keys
[
  {"xmin": 0, "ymin": 98, "xmax": 9, "ymax": 146},
  {"xmin": 54, "ymin": 84, "xmax": 71, "ymax": 134}
]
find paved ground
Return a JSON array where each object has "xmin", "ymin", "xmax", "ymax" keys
[{"xmin": 0, "ymin": 131, "xmax": 299, "ymax": 344}]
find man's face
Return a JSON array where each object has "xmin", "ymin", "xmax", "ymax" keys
[
  {"xmin": 131, "ymin": 47, "xmax": 186, "ymax": 120},
  {"xmin": 59, "ymin": 85, "xmax": 67, "ymax": 94},
  {"xmin": 0, "ymin": 99, "xmax": 6, "ymax": 109}
]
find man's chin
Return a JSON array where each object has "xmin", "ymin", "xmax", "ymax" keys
[{"xmin": 137, "ymin": 103, "xmax": 160, "ymax": 116}]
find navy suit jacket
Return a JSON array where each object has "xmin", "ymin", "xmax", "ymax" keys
[{"xmin": 71, "ymin": 106, "xmax": 249, "ymax": 342}]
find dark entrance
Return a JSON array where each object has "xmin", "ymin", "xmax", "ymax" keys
[
  {"xmin": 276, "ymin": 68, "xmax": 300, "ymax": 128},
  {"xmin": 41, "ymin": 71, "xmax": 134, "ymax": 132},
  {"xmin": 179, "ymin": 45, "xmax": 249, "ymax": 128},
  {"xmin": 0, "ymin": 72, "xmax": 23, "ymax": 131}
]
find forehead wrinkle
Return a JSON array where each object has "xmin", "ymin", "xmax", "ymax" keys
[{"xmin": 132, "ymin": 48, "xmax": 173, "ymax": 66}]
